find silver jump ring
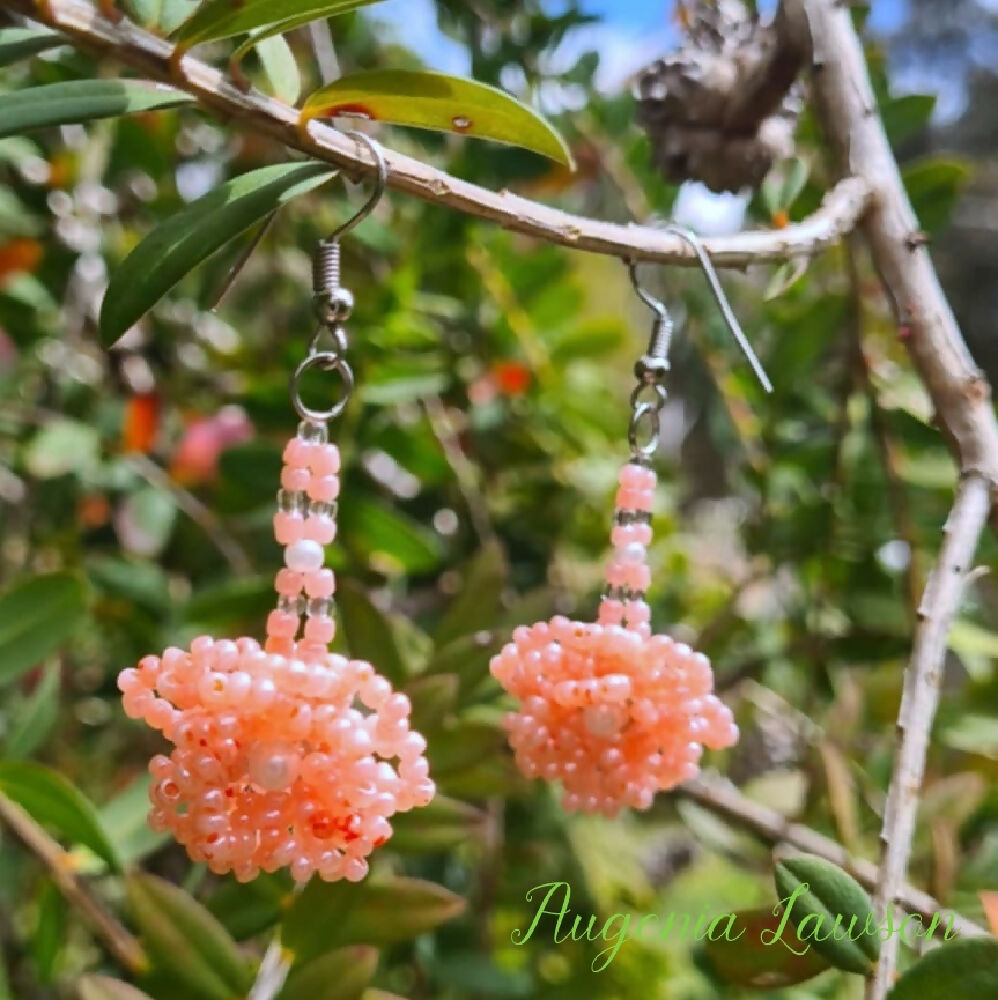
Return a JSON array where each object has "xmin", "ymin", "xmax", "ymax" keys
[
  {"xmin": 629, "ymin": 401, "xmax": 661, "ymax": 459},
  {"xmin": 291, "ymin": 351, "xmax": 354, "ymax": 422},
  {"xmin": 628, "ymin": 383, "xmax": 667, "ymax": 459},
  {"xmin": 630, "ymin": 382, "xmax": 667, "ymax": 410}
]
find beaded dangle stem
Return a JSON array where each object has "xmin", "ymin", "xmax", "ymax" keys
[
  {"xmin": 119, "ymin": 144, "xmax": 434, "ymax": 883},
  {"xmin": 491, "ymin": 235, "xmax": 772, "ymax": 817}
]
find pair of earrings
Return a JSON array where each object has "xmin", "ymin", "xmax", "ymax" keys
[{"xmin": 118, "ymin": 138, "xmax": 770, "ymax": 884}]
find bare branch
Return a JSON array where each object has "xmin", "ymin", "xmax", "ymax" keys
[
  {"xmin": 5, "ymin": 0, "xmax": 869, "ymax": 269},
  {"xmin": 0, "ymin": 790, "xmax": 147, "ymax": 973},
  {"xmin": 784, "ymin": 0, "xmax": 998, "ymax": 504},
  {"xmin": 866, "ymin": 475, "xmax": 988, "ymax": 998},
  {"xmin": 676, "ymin": 772, "xmax": 988, "ymax": 941}
]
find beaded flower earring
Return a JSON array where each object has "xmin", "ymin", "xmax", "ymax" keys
[
  {"xmin": 491, "ymin": 228, "xmax": 772, "ymax": 817},
  {"xmin": 118, "ymin": 138, "xmax": 435, "ymax": 883}
]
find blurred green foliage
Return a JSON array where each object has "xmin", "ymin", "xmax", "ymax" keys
[{"xmin": 0, "ymin": 2, "xmax": 995, "ymax": 999}]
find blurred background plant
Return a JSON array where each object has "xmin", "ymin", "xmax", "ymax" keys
[{"xmin": 0, "ymin": 1, "xmax": 996, "ymax": 998}]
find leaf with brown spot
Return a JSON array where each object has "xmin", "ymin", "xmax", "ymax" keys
[{"xmin": 300, "ymin": 70, "xmax": 573, "ymax": 167}]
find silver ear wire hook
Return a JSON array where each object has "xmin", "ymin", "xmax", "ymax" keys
[
  {"xmin": 627, "ymin": 259, "xmax": 674, "ymax": 378},
  {"xmin": 292, "ymin": 131, "xmax": 387, "ymax": 423},
  {"xmin": 623, "ymin": 229, "xmax": 771, "ymax": 461},
  {"xmin": 312, "ymin": 131, "xmax": 388, "ymax": 327},
  {"xmin": 659, "ymin": 224, "xmax": 773, "ymax": 394}
]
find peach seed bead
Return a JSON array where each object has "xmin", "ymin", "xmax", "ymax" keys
[
  {"xmin": 274, "ymin": 511, "xmax": 306, "ymax": 546},
  {"xmin": 283, "ymin": 437, "xmax": 314, "ymax": 467},
  {"xmin": 275, "ymin": 569, "xmax": 304, "ymax": 597},
  {"xmin": 280, "ymin": 466, "xmax": 311, "ymax": 492},
  {"xmin": 310, "ymin": 444, "xmax": 341, "ymax": 476},
  {"xmin": 303, "ymin": 515, "xmax": 336, "ymax": 545},
  {"xmin": 309, "ymin": 476, "xmax": 340, "ymax": 503},
  {"xmin": 304, "ymin": 569, "xmax": 336, "ymax": 599},
  {"xmin": 303, "ymin": 615, "xmax": 335, "ymax": 644}
]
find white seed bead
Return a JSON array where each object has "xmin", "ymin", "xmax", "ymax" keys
[
  {"xmin": 583, "ymin": 704, "xmax": 626, "ymax": 738},
  {"xmin": 248, "ymin": 744, "xmax": 299, "ymax": 791},
  {"xmin": 614, "ymin": 543, "xmax": 647, "ymax": 564},
  {"xmin": 285, "ymin": 539, "xmax": 323, "ymax": 573}
]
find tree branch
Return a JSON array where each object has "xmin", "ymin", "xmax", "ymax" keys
[
  {"xmin": 784, "ymin": 0, "xmax": 998, "ymax": 505},
  {"xmin": 0, "ymin": 790, "xmax": 147, "ymax": 974},
  {"xmin": 676, "ymin": 772, "xmax": 987, "ymax": 941},
  {"xmin": 865, "ymin": 474, "xmax": 989, "ymax": 998},
  {"xmin": 5, "ymin": 0, "xmax": 869, "ymax": 268}
]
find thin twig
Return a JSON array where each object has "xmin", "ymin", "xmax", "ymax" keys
[
  {"xmin": 6, "ymin": 0, "xmax": 870, "ymax": 269},
  {"xmin": 421, "ymin": 395, "xmax": 496, "ymax": 547},
  {"xmin": 246, "ymin": 936, "xmax": 291, "ymax": 1000},
  {"xmin": 0, "ymin": 790, "xmax": 147, "ymax": 974},
  {"xmin": 865, "ymin": 475, "xmax": 989, "ymax": 998},
  {"xmin": 845, "ymin": 236, "xmax": 922, "ymax": 621},
  {"xmin": 675, "ymin": 772, "xmax": 987, "ymax": 940},
  {"xmin": 128, "ymin": 454, "xmax": 252, "ymax": 575},
  {"xmin": 785, "ymin": 0, "xmax": 998, "ymax": 506}
]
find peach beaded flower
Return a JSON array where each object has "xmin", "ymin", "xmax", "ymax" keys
[
  {"xmin": 491, "ymin": 462, "xmax": 737, "ymax": 817},
  {"xmin": 118, "ymin": 421, "xmax": 434, "ymax": 883}
]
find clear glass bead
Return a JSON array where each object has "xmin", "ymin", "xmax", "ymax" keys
[
  {"xmin": 297, "ymin": 420, "xmax": 328, "ymax": 444},
  {"xmin": 277, "ymin": 489, "xmax": 306, "ymax": 513},
  {"xmin": 306, "ymin": 597, "xmax": 333, "ymax": 618},
  {"xmin": 277, "ymin": 594, "xmax": 306, "ymax": 615},
  {"xmin": 309, "ymin": 500, "xmax": 338, "ymax": 519}
]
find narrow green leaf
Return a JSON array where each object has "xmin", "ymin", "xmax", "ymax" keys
[
  {"xmin": 702, "ymin": 908, "xmax": 831, "ymax": 988},
  {"xmin": 762, "ymin": 156, "xmax": 809, "ymax": 218},
  {"xmin": 0, "ymin": 81, "xmax": 193, "ymax": 140},
  {"xmin": 887, "ymin": 939, "xmax": 998, "ymax": 999},
  {"xmin": 78, "ymin": 976, "xmax": 157, "ymax": 1000},
  {"xmin": 390, "ymin": 795, "xmax": 485, "ymax": 853},
  {"xmin": 340, "ymin": 499, "xmax": 443, "ymax": 575},
  {"xmin": 5, "ymin": 661, "xmax": 60, "ymax": 759},
  {"xmin": 882, "ymin": 93, "xmax": 936, "ymax": 144},
  {"xmin": 433, "ymin": 542, "xmax": 506, "ymax": 647},
  {"xmin": 33, "ymin": 880, "xmax": 65, "ymax": 984},
  {"xmin": 99, "ymin": 162, "xmax": 335, "ymax": 346},
  {"xmin": 0, "ymin": 28, "xmax": 63, "ymax": 67},
  {"xmin": 206, "ymin": 872, "xmax": 288, "ymax": 940},
  {"xmin": 0, "ymin": 762, "xmax": 119, "ymax": 870},
  {"xmin": 301, "ymin": 70, "xmax": 573, "ymax": 166},
  {"xmin": 902, "ymin": 157, "xmax": 970, "ymax": 234},
  {"xmin": 406, "ymin": 673, "xmax": 458, "ymax": 731},
  {"xmin": 336, "ymin": 579, "xmax": 407, "ymax": 685},
  {"xmin": 255, "ymin": 35, "xmax": 301, "ymax": 105},
  {"xmin": 283, "ymin": 876, "xmax": 464, "ymax": 961},
  {"xmin": 99, "ymin": 775, "xmax": 169, "ymax": 865},
  {"xmin": 764, "ymin": 257, "xmax": 810, "ymax": 301},
  {"xmin": 124, "ymin": 0, "xmax": 200, "ymax": 34},
  {"xmin": 184, "ymin": 576, "xmax": 275, "ymax": 630},
  {"xmin": 424, "ymin": 630, "xmax": 502, "ymax": 703},
  {"xmin": 548, "ymin": 317, "xmax": 626, "ymax": 363},
  {"xmin": 426, "ymin": 719, "xmax": 505, "ymax": 777},
  {"xmin": 126, "ymin": 873, "xmax": 252, "ymax": 1000},
  {"xmin": 175, "ymin": 0, "xmax": 384, "ymax": 49},
  {"xmin": 0, "ymin": 572, "xmax": 88, "ymax": 688},
  {"xmin": 774, "ymin": 854, "xmax": 880, "ymax": 974},
  {"xmin": 277, "ymin": 946, "xmax": 378, "ymax": 1000}
]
